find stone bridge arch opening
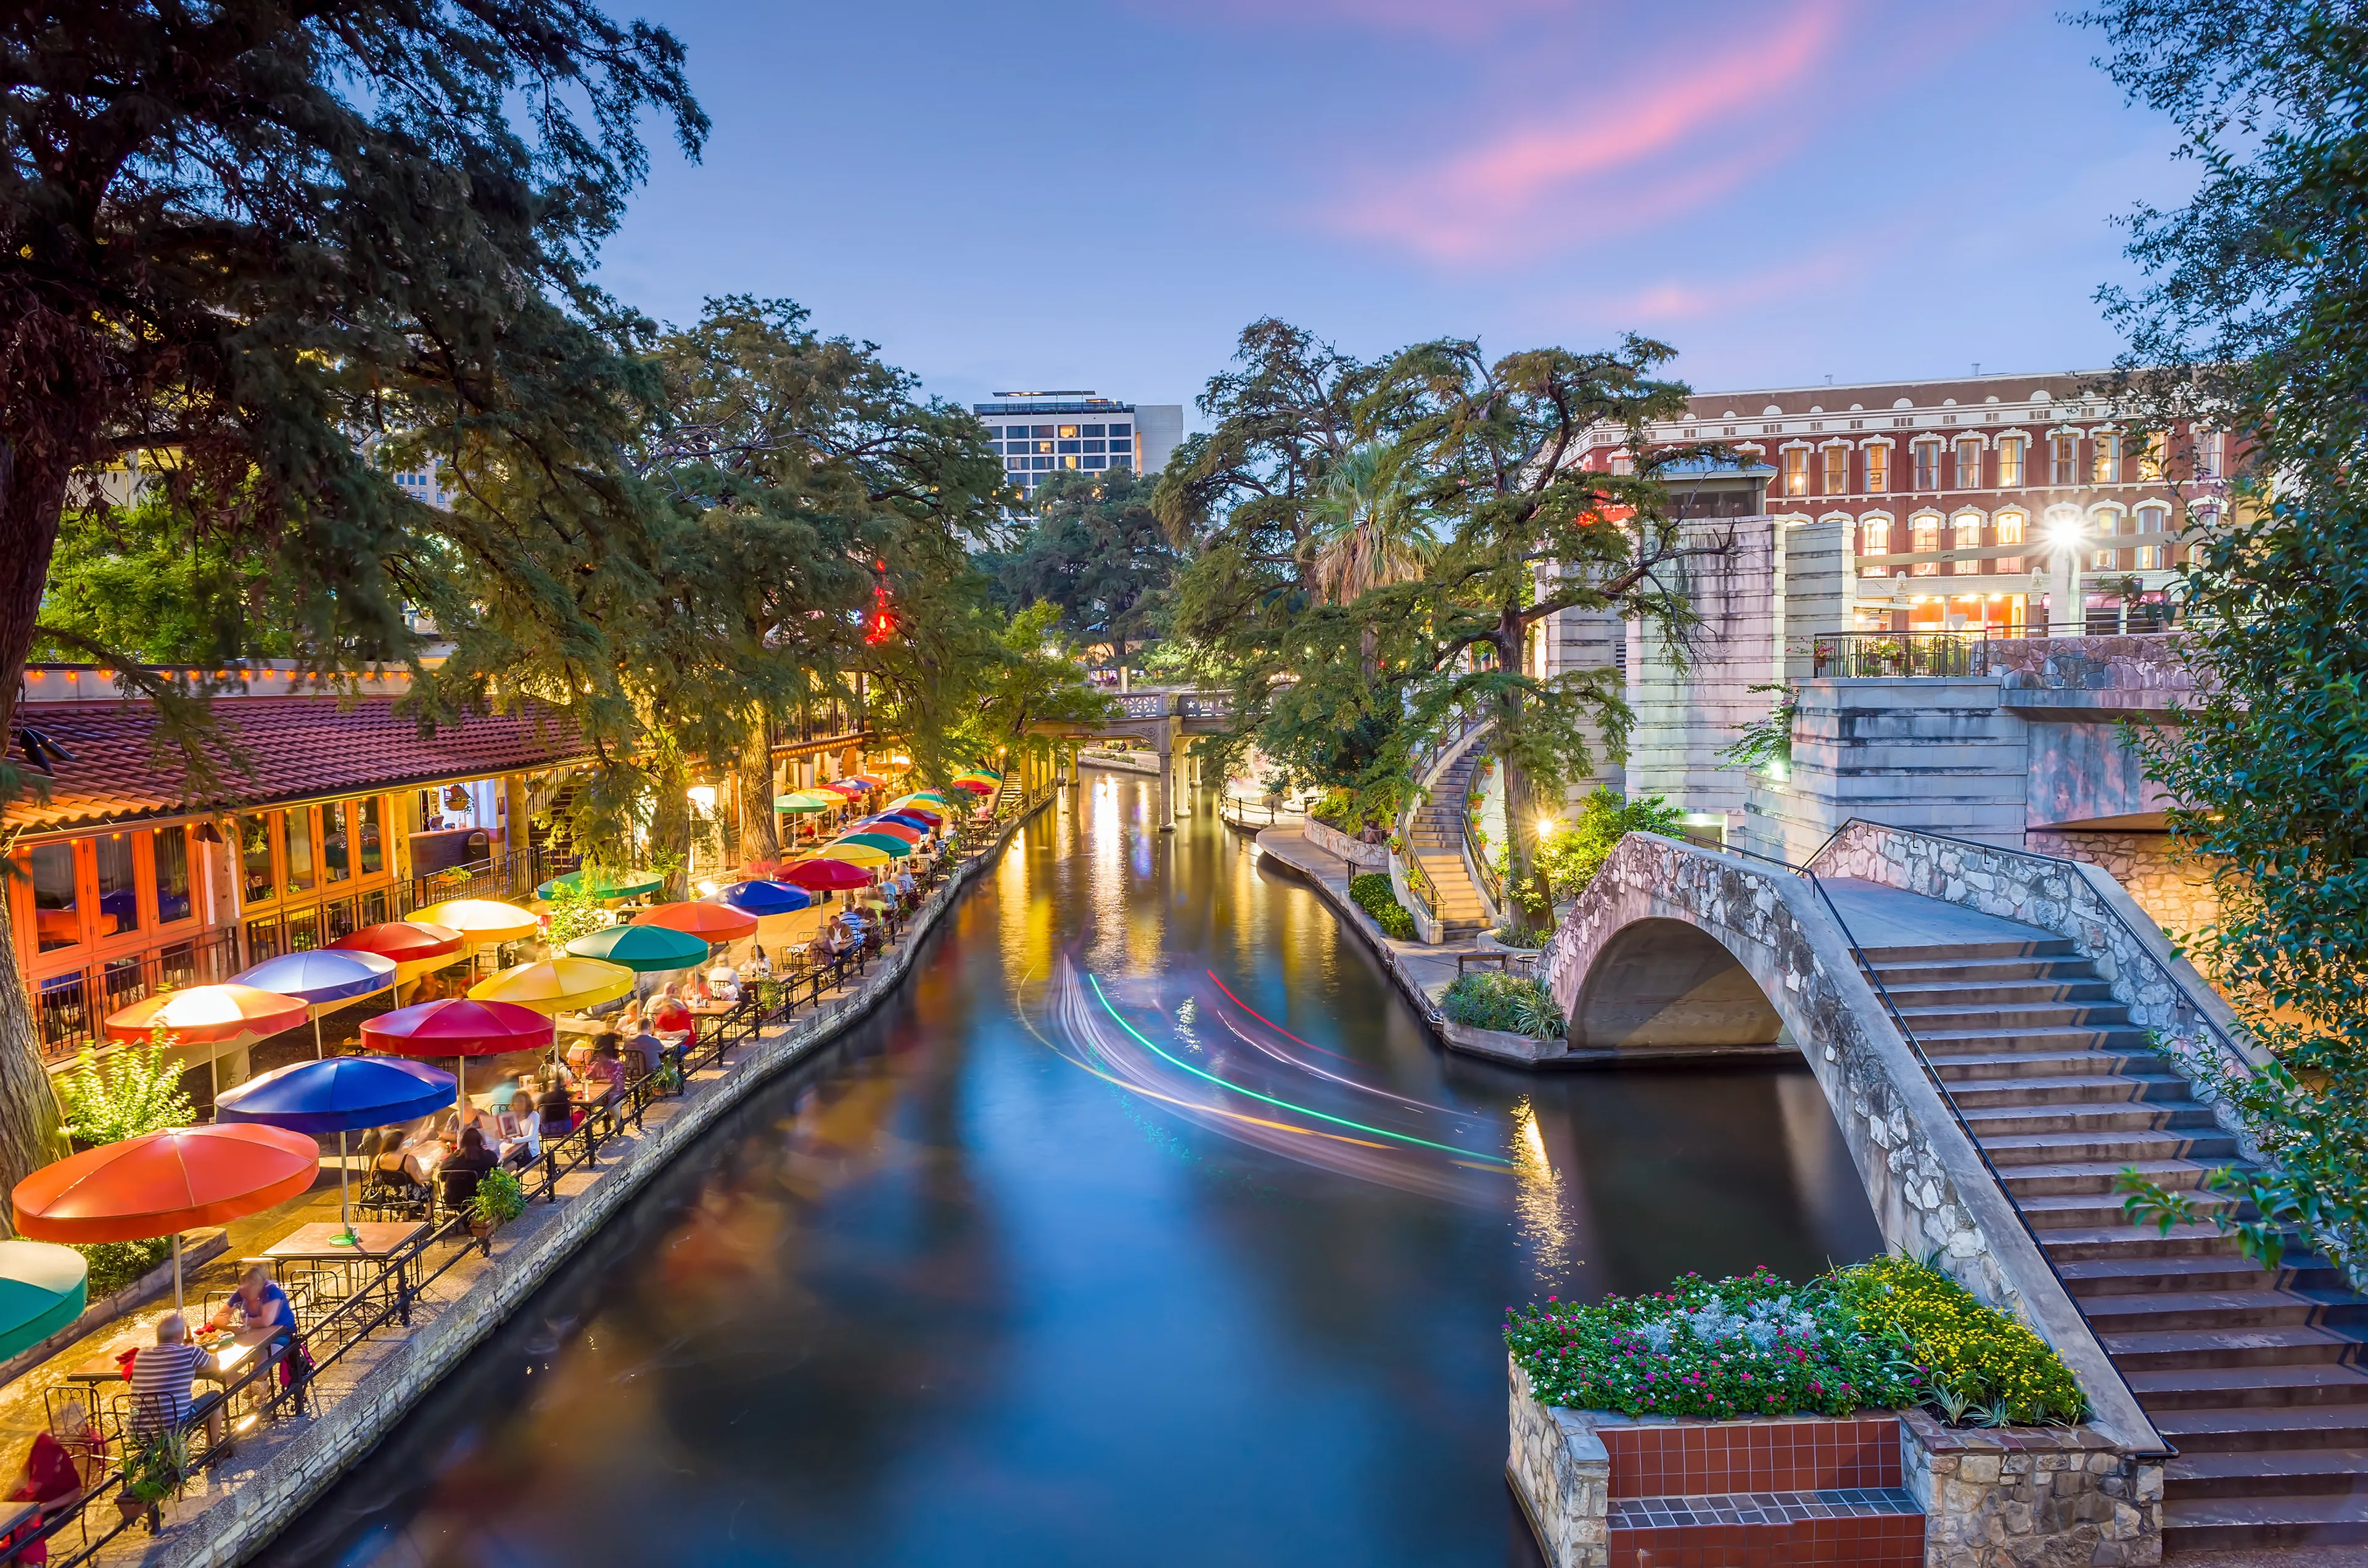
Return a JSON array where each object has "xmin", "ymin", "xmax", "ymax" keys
[{"xmin": 1571, "ymin": 917, "xmax": 1785, "ymax": 1051}]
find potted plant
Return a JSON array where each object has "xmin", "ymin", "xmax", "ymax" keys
[
  {"xmin": 469, "ymin": 1167, "xmax": 527, "ymax": 1244},
  {"xmin": 120, "ymin": 1426, "xmax": 191, "ymax": 1531}
]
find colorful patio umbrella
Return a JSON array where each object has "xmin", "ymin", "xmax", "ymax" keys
[
  {"xmin": 775, "ymin": 790, "xmax": 840, "ymax": 813},
  {"xmin": 870, "ymin": 812, "xmax": 935, "ymax": 833},
  {"xmin": 216, "ymin": 1056, "xmax": 456, "ymax": 1244},
  {"xmin": 14, "ymin": 1125, "xmax": 321, "ymax": 1310},
  {"xmin": 104, "ymin": 984, "xmax": 308, "ymax": 1047},
  {"xmin": 835, "ymin": 833, "xmax": 913, "ymax": 859},
  {"xmin": 842, "ymin": 774, "xmax": 886, "ymax": 789},
  {"xmin": 712, "ymin": 880, "xmax": 812, "ymax": 916},
  {"xmin": 231, "ymin": 948, "xmax": 400, "ymax": 1058},
  {"xmin": 363, "ymin": 996, "xmax": 554, "ymax": 1121},
  {"xmin": 564, "ymin": 922, "xmax": 712, "ymax": 974},
  {"xmin": 778, "ymin": 858, "xmax": 874, "ymax": 892},
  {"xmin": 331, "ymin": 921, "xmax": 465, "ymax": 965},
  {"xmin": 816, "ymin": 840, "xmax": 893, "ymax": 867},
  {"xmin": 535, "ymin": 867, "xmax": 665, "ymax": 902},
  {"xmin": 633, "ymin": 901, "xmax": 760, "ymax": 943},
  {"xmin": 0, "ymin": 1241, "xmax": 86, "ymax": 1362},
  {"xmin": 408, "ymin": 898, "xmax": 541, "ymax": 946},
  {"xmin": 469, "ymin": 956, "xmax": 636, "ymax": 1015},
  {"xmin": 819, "ymin": 780, "xmax": 869, "ymax": 797},
  {"xmin": 950, "ymin": 778, "xmax": 997, "ymax": 795},
  {"xmin": 852, "ymin": 819, "xmax": 923, "ymax": 840}
]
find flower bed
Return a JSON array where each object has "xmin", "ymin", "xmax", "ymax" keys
[{"xmin": 1505, "ymin": 1258, "xmax": 2086, "ymax": 1427}]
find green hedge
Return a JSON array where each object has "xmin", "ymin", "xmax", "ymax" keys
[
  {"xmin": 1442, "ymin": 971, "xmax": 1564, "ymax": 1038},
  {"xmin": 1347, "ymin": 872, "xmax": 1416, "ymax": 940}
]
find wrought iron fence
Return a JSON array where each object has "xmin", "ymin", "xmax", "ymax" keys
[{"xmin": 1811, "ymin": 631, "xmax": 1989, "ymax": 679}]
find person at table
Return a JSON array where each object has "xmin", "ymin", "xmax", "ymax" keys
[
  {"xmin": 535, "ymin": 1075, "xmax": 578, "ymax": 1141},
  {"xmin": 456, "ymin": 1096, "xmax": 504, "ymax": 1152},
  {"xmin": 649, "ymin": 982, "xmax": 695, "ymax": 1045},
  {"xmin": 8, "ymin": 1400, "xmax": 99, "ymax": 1564},
  {"xmin": 496, "ymin": 1089, "xmax": 541, "ymax": 1167},
  {"xmin": 893, "ymin": 865, "xmax": 917, "ymax": 906},
  {"xmin": 437, "ymin": 1125, "xmax": 497, "ymax": 1216},
  {"xmin": 704, "ymin": 959, "xmax": 741, "ymax": 1006},
  {"xmin": 129, "ymin": 1314, "xmax": 225, "ymax": 1448},
  {"xmin": 207, "ymin": 1264, "xmax": 296, "ymax": 1360},
  {"xmin": 741, "ymin": 943, "xmax": 770, "ymax": 982}
]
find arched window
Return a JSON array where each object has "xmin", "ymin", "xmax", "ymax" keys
[
  {"xmin": 1864, "ymin": 442, "xmax": 1889, "ymax": 493},
  {"xmin": 1858, "ymin": 515, "xmax": 1892, "ymax": 575},
  {"xmin": 1822, "ymin": 446, "xmax": 1849, "ymax": 495},
  {"xmin": 1912, "ymin": 512, "xmax": 1941, "ymax": 576},
  {"xmin": 2090, "ymin": 507, "xmax": 2124, "ymax": 571},
  {"xmin": 2133, "ymin": 503, "xmax": 2169, "ymax": 570},
  {"xmin": 1951, "ymin": 511, "xmax": 1983, "ymax": 574},
  {"xmin": 1996, "ymin": 436, "xmax": 2026, "ymax": 487},
  {"xmin": 1994, "ymin": 510, "xmax": 2026, "ymax": 575}
]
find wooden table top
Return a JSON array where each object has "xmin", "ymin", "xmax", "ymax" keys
[{"xmin": 263, "ymin": 1221, "xmax": 425, "ymax": 1261}]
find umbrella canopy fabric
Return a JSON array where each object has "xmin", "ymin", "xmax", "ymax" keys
[
  {"xmin": 331, "ymin": 922, "xmax": 464, "ymax": 963},
  {"xmin": 712, "ymin": 880, "xmax": 812, "ymax": 916},
  {"xmin": 469, "ymin": 957, "xmax": 636, "ymax": 1014},
  {"xmin": 871, "ymin": 812, "xmax": 935, "ymax": 832},
  {"xmin": 901, "ymin": 791, "xmax": 952, "ymax": 803},
  {"xmin": 816, "ymin": 840, "xmax": 892, "ymax": 867},
  {"xmin": 361, "ymin": 998, "xmax": 553, "ymax": 1059},
  {"xmin": 104, "ymin": 984, "xmax": 308, "ymax": 1046},
  {"xmin": 535, "ymin": 867, "xmax": 664, "ymax": 901},
  {"xmin": 842, "ymin": 774, "xmax": 886, "ymax": 789},
  {"xmin": 0, "ymin": 1241, "xmax": 86, "ymax": 1362},
  {"xmin": 14, "ymin": 1125, "xmax": 320, "ymax": 1244},
  {"xmin": 950, "ymin": 778, "xmax": 997, "ymax": 795},
  {"xmin": 230, "ymin": 948, "xmax": 397, "ymax": 1008},
  {"xmin": 409, "ymin": 898, "xmax": 540, "ymax": 945},
  {"xmin": 564, "ymin": 922, "xmax": 712, "ymax": 974},
  {"xmin": 834, "ymin": 833, "xmax": 913, "ymax": 859},
  {"xmin": 774, "ymin": 791, "xmax": 840, "ymax": 813},
  {"xmin": 633, "ymin": 901, "xmax": 760, "ymax": 943},
  {"xmin": 215, "ymin": 1056, "xmax": 457, "ymax": 1136},
  {"xmin": 853, "ymin": 819, "xmax": 924, "ymax": 841},
  {"xmin": 778, "ymin": 858, "xmax": 874, "ymax": 892}
]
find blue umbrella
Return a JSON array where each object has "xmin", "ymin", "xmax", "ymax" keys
[
  {"xmin": 870, "ymin": 812, "xmax": 935, "ymax": 833},
  {"xmin": 712, "ymin": 880, "xmax": 812, "ymax": 916},
  {"xmin": 216, "ymin": 1055, "xmax": 456, "ymax": 1244},
  {"xmin": 231, "ymin": 949, "xmax": 398, "ymax": 1059}
]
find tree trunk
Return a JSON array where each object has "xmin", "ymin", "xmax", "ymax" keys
[
  {"xmin": 649, "ymin": 752, "xmax": 692, "ymax": 900},
  {"xmin": 0, "ymin": 909, "xmax": 65, "ymax": 1219},
  {"xmin": 738, "ymin": 734, "xmax": 779, "ymax": 866}
]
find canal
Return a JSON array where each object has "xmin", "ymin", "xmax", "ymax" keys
[{"xmin": 268, "ymin": 771, "xmax": 1883, "ymax": 1568}]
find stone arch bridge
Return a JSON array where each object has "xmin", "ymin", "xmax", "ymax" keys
[{"xmin": 1030, "ymin": 688, "xmax": 1231, "ymax": 824}]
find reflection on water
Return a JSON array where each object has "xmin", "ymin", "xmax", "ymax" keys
[{"xmin": 271, "ymin": 773, "xmax": 1883, "ymax": 1568}]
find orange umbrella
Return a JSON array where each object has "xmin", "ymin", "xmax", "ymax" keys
[
  {"xmin": 633, "ymin": 901, "xmax": 759, "ymax": 943},
  {"xmin": 14, "ymin": 1125, "xmax": 320, "ymax": 1309},
  {"xmin": 104, "ymin": 984, "xmax": 308, "ymax": 1047}
]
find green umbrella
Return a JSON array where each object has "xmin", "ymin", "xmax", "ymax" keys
[
  {"xmin": 836, "ymin": 832, "xmax": 913, "ymax": 858},
  {"xmin": 564, "ymin": 922, "xmax": 714, "ymax": 973},
  {"xmin": 536, "ymin": 867, "xmax": 664, "ymax": 901},
  {"xmin": 776, "ymin": 791, "xmax": 839, "ymax": 813},
  {"xmin": 0, "ymin": 1241, "xmax": 86, "ymax": 1361}
]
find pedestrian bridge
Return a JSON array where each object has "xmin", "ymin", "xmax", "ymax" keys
[{"xmin": 1032, "ymin": 689, "xmax": 1232, "ymax": 824}]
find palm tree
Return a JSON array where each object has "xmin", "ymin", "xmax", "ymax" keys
[{"xmin": 1303, "ymin": 445, "xmax": 1436, "ymax": 607}]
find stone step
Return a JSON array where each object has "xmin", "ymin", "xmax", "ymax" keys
[
  {"xmin": 1956, "ymin": 1102, "xmax": 2222, "ymax": 1137},
  {"xmin": 1865, "ymin": 954, "xmax": 2100, "ymax": 985},
  {"xmin": 2125, "ymin": 1363, "xmax": 2368, "ymax": 1412},
  {"xmin": 2100, "ymin": 1323, "xmax": 2368, "ymax": 1371},
  {"xmin": 2034, "ymin": 1222, "xmax": 2262, "ymax": 1263},
  {"xmin": 2057, "ymin": 1254, "xmax": 2341, "ymax": 1297},
  {"xmin": 2164, "ymin": 1492, "xmax": 2368, "ymax": 1551},
  {"xmin": 2152, "ymin": 1403, "xmax": 2368, "ymax": 1453},
  {"xmin": 1914, "ymin": 1025, "xmax": 2156, "ymax": 1056},
  {"xmin": 1942, "ymin": 1072, "xmax": 2195, "ymax": 1106},
  {"xmin": 2168, "ymin": 1447, "xmax": 2368, "ymax": 1500},
  {"xmin": 1880, "ymin": 979, "xmax": 2119, "ymax": 1009},
  {"xmin": 1999, "ymin": 1157, "xmax": 2232, "ymax": 1199},
  {"xmin": 2074, "ymin": 1287, "xmax": 2368, "ymax": 1335},
  {"xmin": 1930, "ymin": 1049, "xmax": 2163, "ymax": 1082},
  {"xmin": 1859, "ymin": 936, "xmax": 2076, "ymax": 963},
  {"xmin": 1894, "ymin": 1001, "xmax": 2134, "ymax": 1032},
  {"xmin": 1977, "ymin": 1128, "xmax": 2243, "ymax": 1167}
]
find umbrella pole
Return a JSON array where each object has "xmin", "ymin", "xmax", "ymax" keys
[
  {"xmin": 314, "ymin": 1014, "xmax": 324, "ymax": 1061},
  {"xmin": 171, "ymin": 1233, "xmax": 183, "ymax": 1315},
  {"xmin": 336, "ymin": 1129, "xmax": 357, "ymax": 1246}
]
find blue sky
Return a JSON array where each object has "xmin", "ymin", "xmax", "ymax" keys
[{"xmin": 593, "ymin": 0, "xmax": 2193, "ymax": 426}]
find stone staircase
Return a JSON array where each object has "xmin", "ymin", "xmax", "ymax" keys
[
  {"xmin": 1404, "ymin": 747, "xmax": 1489, "ymax": 939},
  {"xmin": 1854, "ymin": 914, "xmax": 2368, "ymax": 1556}
]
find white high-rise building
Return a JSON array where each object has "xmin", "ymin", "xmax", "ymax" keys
[{"xmin": 974, "ymin": 391, "xmax": 1184, "ymax": 502}]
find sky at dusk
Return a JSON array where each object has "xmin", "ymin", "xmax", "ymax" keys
[{"xmin": 593, "ymin": 0, "xmax": 2195, "ymax": 427}]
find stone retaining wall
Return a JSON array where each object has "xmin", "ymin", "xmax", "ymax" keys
[
  {"xmin": 151, "ymin": 795, "xmax": 1056, "ymax": 1568},
  {"xmin": 2023, "ymin": 829, "xmax": 2218, "ymax": 946},
  {"xmin": 1302, "ymin": 816, "xmax": 1388, "ymax": 870}
]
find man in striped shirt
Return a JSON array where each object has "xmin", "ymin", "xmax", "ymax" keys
[{"xmin": 128, "ymin": 1315, "xmax": 224, "ymax": 1447}]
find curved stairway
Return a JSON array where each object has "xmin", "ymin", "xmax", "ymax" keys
[
  {"xmin": 1832, "ymin": 881, "xmax": 2368, "ymax": 1555},
  {"xmin": 1404, "ymin": 747, "xmax": 1490, "ymax": 939}
]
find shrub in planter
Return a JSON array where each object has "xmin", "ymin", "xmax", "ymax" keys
[
  {"xmin": 1835, "ymin": 1254, "xmax": 2086, "ymax": 1426},
  {"xmin": 470, "ymin": 1168, "xmax": 528, "ymax": 1236},
  {"xmin": 1443, "ymin": 972, "xmax": 1565, "ymax": 1038},
  {"xmin": 1347, "ymin": 873, "xmax": 1416, "ymax": 940}
]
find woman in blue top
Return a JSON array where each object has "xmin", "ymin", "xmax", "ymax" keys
[{"xmin": 210, "ymin": 1263, "xmax": 295, "ymax": 1355}]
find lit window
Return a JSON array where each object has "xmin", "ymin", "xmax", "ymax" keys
[
  {"xmin": 95, "ymin": 834, "xmax": 138, "ymax": 936},
  {"xmin": 1058, "ymin": 425, "xmax": 1079, "ymax": 439},
  {"xmin": 1994, "ymin": 511, "xmax": 2025, "ymax": 573},
  {"xmin": 1064, "ymin": 455, "xmax": 1081, "ymax": 468},
  {"xmin": 1912, "ymin": 442, "xmax": 1940, "ymax": 490},
  {"xmin": 154, "ymin": 825, "xmax": 192, "ymax": 923},
  {"xmin": 29, "ymin": 843, "xmax": 76, "ymax": 953},
  {"xmin": 2091, "ymin": 509, "xmax": 2123, "ymax": 570},
  {"xmin": 358, "ymin": 798, "xmax": 384, "ymax": 876},
  {"xmin": 323, "ymin": 800, "xmax": 350, "ymax": 884},
  {"xmin": 1783, "ymin": 448, "xmax": 1808, "ymax": 495},
  {"xmin": 1956, "ymin": 438, "xmax": 1983, "ymax": 489},
  {"xmin": 1858, "ymin": 517, "xmax": 1891, "ymax": 575},
  {"xmin": 1912, "ymin": 515, "xmax": 1940, "ymax": 575},
  {"xmin": 284, "ymin": 808, "xmax": 314, "ymax": 897},
  {"xmin": 1996, "ymin": 436, "xmax": 2024, "ymax": 487},
  {"xmin": 1822, "ymin": 446, "xmax": 1848, "ymax": 495},
  {"xmin": 240, "ymin": 815, "xmax": 274, "ymax": 905},
  {"xmin": 2051, "ymin": 433, "xmax": 2079, "ymax": 485},
  {"xmin": 2137, "ymin": 437, "xmax": 2162, "ymax": 480},
  {"xmin": 2092, "ymin": 431, "xmax": 2120, "ymax": 484},
  {"xmin": 1864, "ymin": 445, "xmax": 1889, "ymax": 493},
  {"xmin": 1953, "ymin": 512, "xmax": 1982, "ymax": 551}
]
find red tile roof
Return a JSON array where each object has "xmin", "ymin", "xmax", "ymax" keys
[{"xmin": 7, "ymin": 695, "xmax": 593, "ymax": 835}]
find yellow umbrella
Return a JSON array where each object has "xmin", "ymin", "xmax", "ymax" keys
[
  {"xmin": 816, "ymin": 841, "xmax": 892, "ymax": 867},
  {"xmin": 467, "ymin": 956, "xmax": 636, "ymax": 1015},
  {"xmin": 410, "ymin": 898, "xmax": 541, "ymax": 946}
]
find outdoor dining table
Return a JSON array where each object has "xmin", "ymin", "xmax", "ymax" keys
[{"xmin": 63, "ymin": 1323, "xmax": 274, "ymax": 1391}]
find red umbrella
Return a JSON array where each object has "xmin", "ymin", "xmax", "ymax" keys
[
  {"xmin": 14, "ymin": 1125, "xmax": 321, "ymax": 1309},
  {"xmin": 330, "ymin": 921, "xmax": 465, "ymax": 963},
  {"xmin": 779, "ymin": 857, "xmax": 873, "ymax": 892},
  {"xmin": 103, "ymin": 984, "xmax": 308, "ymax": 1046},
  {"xmin": 633, "ymin": 901, "xmax": 760, "ymax": 943},
  {"xmin": 362, "ymin": 998, "xmax": 554, "ymax": 1119},
  {"xmin": 951, "ymin": 778, "xmax": 996, "ymax": 795}
]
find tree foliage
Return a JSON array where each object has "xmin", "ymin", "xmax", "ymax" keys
[
  {"xmin": 983, "ymin": 468, "xmax": 1183, "ymax": 663},
  {"xmin": 2082, "ymin": 1, "xmax": 2368, "ymax": 1274}
]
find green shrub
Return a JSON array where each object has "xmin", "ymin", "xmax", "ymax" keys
[
  {"xmin": 57, "ymin": 1030, "xmax": 192, "ymax": 1147},
  {"xmin": 1347, "ymin": 873, "xmax": 1416, "ymax": 940},
  {"xmin": 78, "ymin": 1238, "xmax": 171, "ymax": 1297},
  {"xmin": 1442, "ymin": 971, "xmax": 1565, "ymax": 1038},
  {"xmin": 471, "ymin": 1167, "xmax": 528, "ymax": 1229}
]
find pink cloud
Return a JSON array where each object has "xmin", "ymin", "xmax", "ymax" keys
[
  {"xmin": 1320, "ymin": 0, "xmax": 1847, "ymax": 263},
  {"xmin": 1571, "ymin": 245, "xmax": 1864, "ymax": 325}
]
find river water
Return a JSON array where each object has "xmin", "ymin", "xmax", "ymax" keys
[{"xmin": 269, "ymin": 772, "xmax": 1883, "ymax": 1568}]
